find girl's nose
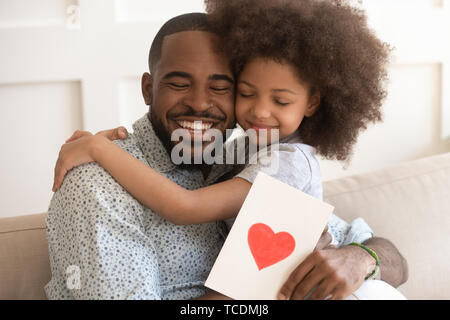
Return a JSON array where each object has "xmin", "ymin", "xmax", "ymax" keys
[{"xmin": 251, "ymin": 101, "xmax": 271, "ymax": 120}]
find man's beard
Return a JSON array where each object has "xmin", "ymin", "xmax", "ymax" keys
[
  {"xmin": 149, "ymin": 112, "xmax": 174, "ymax": 160},
  {"xmin": 149, "ymin": 112, "xmax": 225, "ymax": 171}
]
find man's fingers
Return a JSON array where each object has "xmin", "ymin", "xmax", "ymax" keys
[
  {"xmin": 291, "ymin": 268, "xmax": 325, "ymax": 300},
  {"xmin": 308, "ymin": 279, "xmax": 336, "ymax": 300},
  {"xmin": 66, "ymin": 130, "xmax": 92, "ymax": 143},
  {"xmin": 328, "ymin": 283, "xmax": 351, "ymax": 300},
  {"xmin": 96, "ymin": 127, "xmax": 128, "ymax": 141},
  {"xmin": 278, "ymin": 255, "xmax": 315, "ymax": 300}
]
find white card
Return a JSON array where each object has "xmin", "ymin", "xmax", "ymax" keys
[{"xmin": 205, "ymin": 172, "xmax": 334, "ymax": 300}]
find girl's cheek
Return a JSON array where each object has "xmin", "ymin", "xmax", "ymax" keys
[{"xmin": 279, "ymin": 112, "xmax": 304, "ymax": 138}]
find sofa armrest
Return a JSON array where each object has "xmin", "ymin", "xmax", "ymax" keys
[{"xmin": 0, "ymin": 213, "xmax": 50, "ymax": 300}]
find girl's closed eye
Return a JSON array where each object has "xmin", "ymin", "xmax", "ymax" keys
[
  {"xmin": 238, "ymin": 90, "xmax": 254, "ymax": 98},
  {"xmin": 274, "ymin": 98, "xmax": 291, "ymax": 106}
]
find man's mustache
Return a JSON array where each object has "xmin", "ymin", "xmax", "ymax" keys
[{"xmin": 168, "ymin": 107, "xmax": 227, "ymax": 121}]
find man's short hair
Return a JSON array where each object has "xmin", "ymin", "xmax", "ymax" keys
[{"xmin": 148, "ymin": 12, "xmax": 213, "ymax": 73}]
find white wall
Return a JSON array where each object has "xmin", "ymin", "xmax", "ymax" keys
[
  {"xmin": 0, "ymin": 0, "xmax": 449, "ymax": 217},
  {"xmin": 320, "ymin": 0, "xmax": 450, "ymax": 179}
]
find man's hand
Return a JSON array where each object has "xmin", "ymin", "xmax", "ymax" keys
[{"xmin": 278, "ymin": 240, "xmax": 376, "ymax": 300}]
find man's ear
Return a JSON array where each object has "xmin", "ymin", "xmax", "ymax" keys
[
  {"xmin": 305, "ymin": 91, "xmax": 321, "ymax": 117},
  {"xmin": 141, "ymin": 72, "xmax": 153, "ymax": 106}
]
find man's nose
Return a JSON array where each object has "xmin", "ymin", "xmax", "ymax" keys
[{"xmin": 184, "ymin": 87, "xmax": 211, "ymax": 112}]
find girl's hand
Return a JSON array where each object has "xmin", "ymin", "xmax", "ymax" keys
[
  {"xmin": 52, "ymin": 135, "xmax": 99, "ymax": 192},
  {"xmin": 65, "ymin": 126, "xmax": 128, "ymax": 144},
  {"xmin": 95, "ymin": 126, "xmax": 128, "ymax": 141},
  {"xmin": 65, "ymin": 130, "xmax": 93, "ymax": 143},
  {"xmin": 53, "ymin": 127, "xmax": 128, "ymax": 192}
]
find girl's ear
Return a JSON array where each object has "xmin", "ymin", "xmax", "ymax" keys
[
  {"xmin": 141, "ymin": 72, "xmax": 153, "ymax": 106},
  {"xmin": 305, "ymin": 91, "xmax": 321, "ymax": 117}
]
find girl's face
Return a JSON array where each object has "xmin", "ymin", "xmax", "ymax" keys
[{"xmin": 235, "ymin": 57, "xmax": 320, "ymax": 145}]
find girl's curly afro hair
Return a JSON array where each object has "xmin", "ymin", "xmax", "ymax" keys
[{"xmin": 205, "ymin": 0, "xmax": 392, "ymax": 161}]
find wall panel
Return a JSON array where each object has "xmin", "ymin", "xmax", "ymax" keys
[
  {"xmin": 118, "ymin": 77, "xmax": 147, "ymax": 131},
  {"xmin": 320, "ymin": 64, "xmax": 443, "ymax": 180},
  {"xmin": 0, "ymin": 81, "xmax": 82, "ymax": 217}
]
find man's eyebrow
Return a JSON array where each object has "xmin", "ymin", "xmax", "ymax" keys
[
  {"xmin": 209, "ymin": 74, "xmax": 235, "ymax": 84},
  {"xmin": 162, "ymin": 71, "xmax": 192, "ymax": 80}
]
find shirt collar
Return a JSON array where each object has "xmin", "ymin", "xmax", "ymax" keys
[
  {"xmin": 280, "ymin": 130, "xmax": 317, "ymax": 154},
  {"xmin": 132, "ymin": 113, "xmax": 177, "ymax": 173}
]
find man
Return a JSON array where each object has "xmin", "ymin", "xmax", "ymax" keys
[{"xmin": 46, "ymin": 12, "xmax": 408, "ymax": 300}]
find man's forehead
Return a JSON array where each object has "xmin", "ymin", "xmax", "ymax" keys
[
  {"xmin": 162, "ymin": 30, "xmax": 221, "ymax": 54},
  {"xmin": 156, "ymin": 31, "xmax": 231, "ymax": 77}
]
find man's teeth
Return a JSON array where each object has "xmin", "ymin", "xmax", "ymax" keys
[{"xmin": 176, "ymin": 121, "xmax": 213, "ymax": 130}]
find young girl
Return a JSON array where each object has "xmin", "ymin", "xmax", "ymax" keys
[{"xmin": 52, "ymin": 0, "xmax": 390, "ymax": 297}]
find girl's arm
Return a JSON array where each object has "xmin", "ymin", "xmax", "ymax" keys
[{"xmin": 90, "ymin": 135, "xmax": 251, "ymax": 225}]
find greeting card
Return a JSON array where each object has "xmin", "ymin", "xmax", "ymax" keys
[{"xmin": 205, "ymin": 172, "xmax": 334, "ymax": 300}]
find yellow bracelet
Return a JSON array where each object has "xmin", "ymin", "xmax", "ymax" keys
[{"xmin": 349, "ymin": 242, "xmax": 380, "ymax": 280}]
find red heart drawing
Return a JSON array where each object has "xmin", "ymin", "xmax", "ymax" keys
[{"xmin": 248, "ymin": 223, "xmax": 296, "ymax": 271}]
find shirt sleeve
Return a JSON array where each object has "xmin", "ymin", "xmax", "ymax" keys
[
  {"xmin": 45, "ymin": 162, "xmax": 162, "ymax": 300},
  {"xmin": 235, "ymin": 143, "xmax": 312, "ymax": 191},
  {"xmin": 328, "ymin": 214, "xmax": 374, "ymax": 247}
]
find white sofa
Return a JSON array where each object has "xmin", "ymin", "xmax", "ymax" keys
[{"xmin": 1, "ymin": 152, "xmax": 449, "ymax": 299}]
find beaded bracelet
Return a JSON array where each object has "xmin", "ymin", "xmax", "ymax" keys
[{"xmin": 349, "ymin": 242, "xmax": 380, "ymax": 280}]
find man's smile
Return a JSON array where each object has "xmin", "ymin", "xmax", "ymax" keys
[
  {"xmin": 170, "ymin": 117, "xmax": 223, "ymax": 141},
  {"xmin": 174, "ymin": 118, "xmax": 216, "ymax": 130},
  {"xmin": 176, "ymin": 120, "xmax": 213, "ymax": 132}
]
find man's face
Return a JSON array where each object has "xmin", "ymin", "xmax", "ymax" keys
[{"xmin": 142, "ymin": 31, "xmax": 236, "ymax": 160}]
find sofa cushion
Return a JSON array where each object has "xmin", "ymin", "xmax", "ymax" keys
[
  {"xmin": 0, "ymin": 213, "xmax": 49, "ymax": 300},
  {"xmin": 323, "ymin": 152, "xmax": 450, "ymax": 299}
]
